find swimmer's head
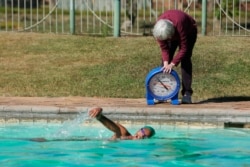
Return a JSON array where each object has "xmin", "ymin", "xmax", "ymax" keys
[{"xmin": 134, "ymin": 126, "xmax": 155, "ymax": 139}]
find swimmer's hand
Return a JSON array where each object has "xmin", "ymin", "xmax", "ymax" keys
[{"xmin": 89, "ymin": 107, "xmax": 103, "ymax": 120}]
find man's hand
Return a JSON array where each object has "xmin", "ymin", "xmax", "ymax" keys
[
  {"xmin": 162, "ymin": 61, "xmax": 175, "ymax": 73},
  {"xmin": 89, "ymin": 107, "xmax": 103, "ymax": 119}
]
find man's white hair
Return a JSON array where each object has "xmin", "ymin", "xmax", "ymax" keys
[{"xmin": 153, "ymin": 19, "xmax": 175, "ymax": 40}]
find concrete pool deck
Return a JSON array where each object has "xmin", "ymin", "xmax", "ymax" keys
[{"xmin": 0, "ymin": 97, "xmax": 250, "ymax": 127}]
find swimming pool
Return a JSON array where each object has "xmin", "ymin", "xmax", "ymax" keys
[{"xmin": 0, "ymin": 113, "xmax": 250, "ymax": 167}]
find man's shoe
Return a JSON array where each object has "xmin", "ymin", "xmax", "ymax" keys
[{"xmin": 181, "ymin": 95, "xmax": 192, "ymax": 104}]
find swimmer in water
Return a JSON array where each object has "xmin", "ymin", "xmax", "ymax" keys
[
  {"xmin": 88, "ymin": 107, "xmax": 155, "ymax": 140},
  {"xmin": 12, "ymin": 107, "xmax": 155, "ymax": 142}
]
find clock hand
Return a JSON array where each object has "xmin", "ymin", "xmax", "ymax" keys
[{"xmin": 156, "ymin": 78, "xmax": 169, "ymax": 90}]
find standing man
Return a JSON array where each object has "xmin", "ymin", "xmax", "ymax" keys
[{"xmin": 152, "ymin": 10, "xmax": 197, "ymax": 104}]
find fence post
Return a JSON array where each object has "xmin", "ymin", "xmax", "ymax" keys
[
  {"xmin": 70, "ymin": 0, "xmax": 75, "ymax": 34},
  {"xmin": 114, "ymin": 0, "xmax": 121, "ymax": 37},
  {"xmin": 201, "ymin": 0, "xmax": 207, "ymax": 36},
  {"xmin": 174, "ymin": 0, "xmax": 178, "ymax": 9}
]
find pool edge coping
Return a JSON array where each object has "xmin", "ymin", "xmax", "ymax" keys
[{"xmin": 0, "ymin": 105, "xmax": 250, "ymax": 128}]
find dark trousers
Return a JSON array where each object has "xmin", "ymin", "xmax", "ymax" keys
[{"xmin": 166, "ymin": 34, "xmax": 197, "ymax": 96}]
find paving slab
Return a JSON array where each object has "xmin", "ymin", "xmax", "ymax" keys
[{"xmin": 0, "ymin": 96, "xmax": 249, "ymax": 110}]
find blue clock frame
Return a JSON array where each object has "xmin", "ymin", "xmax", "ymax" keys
[{"xmin": 145, "ymin": 66, "xmax": 181, "ymax": 105}]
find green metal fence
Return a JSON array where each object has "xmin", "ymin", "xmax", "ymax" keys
[{"xmin": 0, "ymin": 0, "xmax": 249, "ymax": 36}]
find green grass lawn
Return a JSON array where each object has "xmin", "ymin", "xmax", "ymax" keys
[{"xmin": 0, "ymin": 32, "xmax": 249, "ymax": 102}]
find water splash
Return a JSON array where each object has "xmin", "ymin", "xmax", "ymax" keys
[{"xmin": 50, "ymin": 111, "xmax": 90, "ymax": 139}]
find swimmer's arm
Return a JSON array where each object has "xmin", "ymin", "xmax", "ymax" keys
[
  {"xmin": 98, "ymin": 114, "xmax": 122, "ymax": 137},
  {"xmin": 89, "ymin": 107, "xmax": 130, "ymax": 138},
  {"xmin": 98, "ymin": 113, "xmax": 133, "ymax": 138}
]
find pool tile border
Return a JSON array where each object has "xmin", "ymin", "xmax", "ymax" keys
[{"xmin": 0, "ymin": 105, "xmax": 250, "ymax": 128}]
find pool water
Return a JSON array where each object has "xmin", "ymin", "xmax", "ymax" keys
[{"xmin": 0, "ymin": 114, "xmax": 250, "ymax": 167}]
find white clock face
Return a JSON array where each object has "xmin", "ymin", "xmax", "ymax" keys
[{"xmin": 148, "ymin": 72, "xmax": 178, "ymax": 97}]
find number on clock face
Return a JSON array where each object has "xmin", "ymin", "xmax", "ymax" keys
[{"xmin": 148, "ymin": 73, "xmax": 177, "ymax": 97}]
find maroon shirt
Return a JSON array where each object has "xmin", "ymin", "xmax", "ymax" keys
[{"xmin": 157, "ymin": 10, "xmax": 197, "ymax": 66}]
